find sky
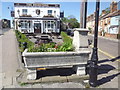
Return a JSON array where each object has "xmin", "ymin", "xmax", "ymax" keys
[{"xmin": 0, "ymin": 0, "xmax": 119, "ymax": 24}]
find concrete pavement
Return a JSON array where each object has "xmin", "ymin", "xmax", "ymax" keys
[{"xmin": 0, "ymin": 29, "xmax": 21, "ymax": 89}]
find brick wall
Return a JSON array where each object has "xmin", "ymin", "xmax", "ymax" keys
[{"xmin": 105, "ymin": 33, "xmax": 118, "ymax": 39}]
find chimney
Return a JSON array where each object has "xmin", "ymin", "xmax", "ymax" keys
[{"xmin": 110, "ymin": 1, "xmax": 117, "ymax": 13}]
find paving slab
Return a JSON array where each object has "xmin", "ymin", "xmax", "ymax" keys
[
  {"xmin": 67, "ymin": 74, "xmax": 89, "ymax": 82},
  {"xmin": 41, "ymin": 76, "xmax": 67, "ymax": 83},
  {"xmin": 42, "ymin": 82, "xmax": 85, "ymax": 88}
]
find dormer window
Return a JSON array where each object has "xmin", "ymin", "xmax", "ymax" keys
[
  {"xmin": 48, "ymin": 10, "xmax": 52, "ymax": 15},
  {"xmin": 22, "ymin": 9, "xmax": 27, "ymax": 15}
]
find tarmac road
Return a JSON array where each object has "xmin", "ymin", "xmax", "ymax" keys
[{"xmin": 88, "ymin": 35, "xmax": 119, "ymax": 58}]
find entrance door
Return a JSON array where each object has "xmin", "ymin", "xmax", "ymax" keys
[{"xmin": 34, "ymin": 23, "xmax": 41, "ymax": 33}]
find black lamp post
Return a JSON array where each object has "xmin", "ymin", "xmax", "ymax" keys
[{"xmin": 88, "ymin": 0, "xmax": 100, "ymax": 87}]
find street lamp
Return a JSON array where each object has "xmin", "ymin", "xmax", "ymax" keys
[{"xmin": 88, "ymin": 0, "xmax": 100, "ymax": 87}]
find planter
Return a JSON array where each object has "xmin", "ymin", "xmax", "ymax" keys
[
  {"xmin": 22, "ymin": 28, "xmax": 91, "ymax": 80},
  {"xmin": 22, "ymin": 49, "xmax": 90, "ymax": 80}
]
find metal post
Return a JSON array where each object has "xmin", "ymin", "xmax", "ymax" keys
[
  {"xmin": 89, "ymin": 0, "xmax": 100, "ymax": 87},
  {"xmin": 84, "ymin": 1, "xmax": 87, "ymax": 28},
  {"xmin": 80, "ymin": 0, "xmax": 87, "ymax": 28}
]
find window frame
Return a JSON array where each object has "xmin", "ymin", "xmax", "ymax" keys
[
  {"xmin": 22, "ymin": 9, "xmax": 28, "ymax": 15},
  {"xmin": 48, "ymin": 10, "xmax": 52, "ymax": 15}
]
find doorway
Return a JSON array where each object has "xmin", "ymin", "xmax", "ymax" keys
[{"xmin": 34, "ymin": 23, "xmax": 41, "ymax": 33}]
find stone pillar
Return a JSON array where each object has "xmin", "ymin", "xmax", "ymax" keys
[
  {"xmin": 27, "ymin": 68, "xmax": 37, "ymax": 80},
  {"xmin": 73, "ymin": 28, "xmax": 89, "ymax": 51}
]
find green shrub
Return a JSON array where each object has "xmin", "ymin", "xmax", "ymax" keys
[{"xmin": 15, "ymin": 30, "xmax": 34, "ymax": 52}]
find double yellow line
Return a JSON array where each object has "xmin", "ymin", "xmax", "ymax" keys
[{"xmin": 90, "ymin": 45, "xmax": 120, "ymax": 62}]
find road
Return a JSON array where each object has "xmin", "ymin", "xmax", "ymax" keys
[{"xmin": 88, "ymin": 35, "xmax": 119, "ymax": 58}]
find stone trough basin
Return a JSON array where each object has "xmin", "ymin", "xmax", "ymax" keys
[
  {"xmin": 22, "ymin": 49, "xmax": 90, "ymax": 80},
  {"xmin": 22, "ymin": 28, "xmax": 90, "ymax": 80}
]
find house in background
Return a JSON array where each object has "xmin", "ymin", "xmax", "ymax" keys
[
  {"xmin": 14, "ymin": 3, "xmax": 61, "ymax": 34},
  {"xmin": 86, "ymin": 12, "xmax": 95, "ymax": 34},
  {"xmin": 87, "ymin": 1, "xmax": 120, "ymax": 39},
  {"xmin": 104, "ymin": 10, "xmax": 120, "ymax": 38}
]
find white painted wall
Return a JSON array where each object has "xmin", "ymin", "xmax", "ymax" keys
[{"xmin": 14, "ymin": 6, "xmax": 60, "ymax": 18}]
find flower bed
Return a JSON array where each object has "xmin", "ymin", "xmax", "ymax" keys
[{"xmin": 27, "ymin": 31, "xmax": 74, "ymax": 52}]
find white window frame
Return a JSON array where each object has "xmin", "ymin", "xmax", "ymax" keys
[
  {"xmin": 48, "ymin": 10, "xmax": 52, "ymax": 15},
  {"xmin": 22, "ymin": 9, "xmax": 27, "ymax": 15}
]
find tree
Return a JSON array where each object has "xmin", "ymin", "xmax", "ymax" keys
[
  {"xmin": 61, "ymin": 15, "xmax": 79, "ymax": 29},
  {"xmin": 68, "ymin": 18, "xmax": 79, "ymax": 29},
  {"xmin": 61, "ymin": 17, "xmax": 69, "ymax": 23}
]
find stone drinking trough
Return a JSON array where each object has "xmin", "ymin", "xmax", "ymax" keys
[{"xmin": 22, "ymin": 28, "xmax": 91, "ymax": 80}]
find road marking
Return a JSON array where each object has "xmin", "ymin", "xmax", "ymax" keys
[
  {"xmin": 98, "ymin": 49, "xmax": 115, "ymax": 58},
  {"xmin": 90, "ymin": 45, "xmax": 120, "ymax": 62}
]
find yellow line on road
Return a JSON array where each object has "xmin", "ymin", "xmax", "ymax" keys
[
  {"xmin": 90, "ymin": 45, "xmax": 120, "ymax": 62},
  {"xmin": 98, "ymin": 49, "xmax": 115, "ymax": 58}
]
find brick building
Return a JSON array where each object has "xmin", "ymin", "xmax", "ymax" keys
[{"xmin": 87, "ymin": 1, "xmax": 120, "ymax": 39}]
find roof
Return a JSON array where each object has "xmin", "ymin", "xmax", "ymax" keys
[
  {"xmin": 103, "ymin": 10, "xmax": 120, "ymax": 19},
  {"xmin": 14, "ymin": 3, "xmax": 60, "ymax": 8}
]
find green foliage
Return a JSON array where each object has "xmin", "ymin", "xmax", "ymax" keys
[
  {"xmin": 61, "ymin": 15, "xmax": 79, "ymax": 29},
  {"xmin": 105, "ymin": 7, "xmax": 110, "ymax": 14},
  {"xmin": 100, "ymin": 7, "xmax": 110, "ymax": 16},
  {"xmin": 15, "ymin": 30, "xmax": 34, "ymax": 52},
  {"xmin": 61, "ymin": 17, "xmax": 69, "ymax": 23},
  {"xmin": 68, "ymin": 18, "xmax": 80, "ymax": 29},
  {"xmin": 28, "ymin": 43, "xmax": 56, "ymax": 52},
  {"xmin": 28, "ymin": 31, "xmax": 74, "ymax": 52},
  {"xmin": 88, "ymin": 27, "xmax": 92, "ymax": 33}
]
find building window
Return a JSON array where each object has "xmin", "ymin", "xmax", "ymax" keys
[
  {"xmin": 48, "ymin": 10, "xmax": 52, "ymax": 15},
  {"xmin": 22, "ymin": 9, "xmax": 27, "ymax": 15},
  {"xmin": 21, "ymin": 22, "xmax": 27, "ymax": 29},
  {"xmin": 47, "ymin": 21, "xmax": 51, "ymax": 28},
  {"xmin": 45, "ymin": 21, "xmax": 47, "ymax": 28},
  {"xmin": 45, "ymin": 21, "xmax": 55, "ymax": 29},
  {"xmin": 51, "ymin": 21, "xmax": 54, "ymax": 28},
  {"xmin": 54, "ymin": 11, "xmax": 56, "ymax": 17},
  {"xmin": 57, "ymin": 21, "xmax": 60, "ymax": 29}
]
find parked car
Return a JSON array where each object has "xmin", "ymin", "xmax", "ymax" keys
[{"xmin": 66, "ymin": 29, "xmax": 74, "ymax": 36}]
